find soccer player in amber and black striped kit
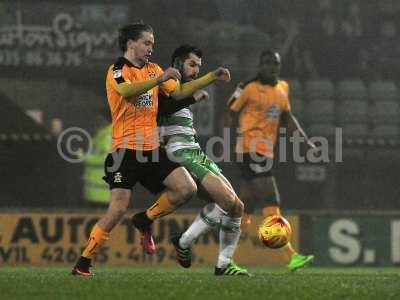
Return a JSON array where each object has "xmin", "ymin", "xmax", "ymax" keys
[
  {"xmin": 72, "ymin": 23, "xmax": 229, "ymax": 276},
  {"xmin": 227, "ymin": 50, "xmax": 315, "ymax": 271}
]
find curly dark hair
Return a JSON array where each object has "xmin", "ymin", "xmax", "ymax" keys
[{"xmin": 170, "ymin": 44, "xmax": 202, "ymax": 67}]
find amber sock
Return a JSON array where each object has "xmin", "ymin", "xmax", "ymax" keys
[
  {"xmin": 81, "ymin": 223, "xmax": 110, "ymax": 258},
  {"xmin": 145, "ymin": 193, "xmax": 175, "ymax": 220}
]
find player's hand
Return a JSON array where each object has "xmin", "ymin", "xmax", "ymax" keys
[
  {"xmin": 307, "ymin": 140, "xmax": 322, "ymax": 156},
  {"xmin": 308, "ymin": 140, "xmax": 317, "ymax": 150},
  {"xmin": 232, "ymin": 83, "xmax": 244, "ymax": 98},
  {"xmin": 213, "ymin": 67, "xmax": 231, "ymax": 82},
  {"xmin": 193, "ymin": 90, "xmax": 209, "ymax": 102},
  {"xmin": 158, "ymin": 67, "xmax": 181, "ymax": 83}
]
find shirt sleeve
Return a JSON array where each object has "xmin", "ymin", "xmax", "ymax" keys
[
  {"xmin": 281, "ymin": 81, "xmax": 291, "ymax": 112},
  {"xmin": 229, "ymin": 85, "xmax": 251, "ymax": 112},
  {"xmin": 108, "ymin": 64, "xmax": 132, "ymax": 92},
  {"xmin": 158, "ymin": 94, "xmax": 196, "ymax": 116},
  {"xmin": 154, "ymin": 64, "xmax": 178, "ymax": 96}
]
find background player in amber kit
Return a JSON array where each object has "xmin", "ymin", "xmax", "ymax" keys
[
  {"xmin": 72, "ymin": 23, "xmax": 226, "ymax": 276},
  {"xmin": 227, "ymin": 50, "xmax": 315, "ymax": 271}
]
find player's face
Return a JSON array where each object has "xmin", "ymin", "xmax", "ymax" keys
[
  {"xmin": 259, "ymin": 53, "xmax": 281, "ymax": 81},
  {"xmin": 182, "ymin": 53, "xmax": 201, "ymax": 82},
  {"xmin": 130, "ymin": 31, "xmax": 154, "ymax": 64}
]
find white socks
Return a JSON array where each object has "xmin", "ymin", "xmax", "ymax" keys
[
  {"xmin": 179, "ymin": 203, "xmax": 242, "ymax": 269},
  {"xmin": 179, "ymin": 203, "xmax": 226, "ymax": 249},
  {"xmin": 217, "ymin": 215, "xmax": 242, "ymax": 268}
]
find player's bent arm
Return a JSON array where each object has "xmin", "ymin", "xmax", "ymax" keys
[
  {"xmin": 227, "ymin": 83, "xmax": 244, "ymax": 107},
  {"xmin": 116, "ymin": 78, "xmax": 162, "ymax": 99},
  {"xmin": 170, "ymin": 72, "xmax": 215, "ymax": 100},
  {"xmin": 281, "ymin": 111, "xmax": 315, "ymax": 148}
]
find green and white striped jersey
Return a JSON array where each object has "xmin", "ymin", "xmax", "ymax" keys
[{"xmin": 159, "ymin": 107, "xmax": 200, "ymax": 153}]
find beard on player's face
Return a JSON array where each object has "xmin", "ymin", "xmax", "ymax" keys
[
  {"xmin": 181, "ymin": 64, "xmax": 199, "ymax": 82},
  {"xmin": 183, "ymin": 70, "xmax": 197, "ymax": 82},
  {"xmin": 180, "ymin": 55, "xmax": 201, "ymax": 82}
]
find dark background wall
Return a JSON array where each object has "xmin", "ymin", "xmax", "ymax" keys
[{"xmin": 1, "ymin": 0, "xmax": 400, "ymax": 210}]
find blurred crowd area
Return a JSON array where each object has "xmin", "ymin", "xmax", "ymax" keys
[
  {"xmin": 140, "ymin": 0, "xmax": 400, "ymax": 81},
  {"xmin": 1, "ymin": 0, "xmax": 400, "ymax": 210}
]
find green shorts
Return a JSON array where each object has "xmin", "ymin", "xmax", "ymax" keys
[{"xmin": 172, "ymin": 148, "xmax": 222, "ymax": 182}]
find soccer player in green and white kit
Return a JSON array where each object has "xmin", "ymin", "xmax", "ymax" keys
[{"xmin": 132, "ymin": 45, "xmax": 250, "ymax": 276}]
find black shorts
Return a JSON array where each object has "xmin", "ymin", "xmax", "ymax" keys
[
  {"xmin": 103, "ymin": 148, "xmax": 180, "ymax": 194},
  {"xmin": 237, "ymin": 152, "xmax": 274, "ymax": 180}
]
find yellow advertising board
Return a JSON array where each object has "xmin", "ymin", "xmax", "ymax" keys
[{"xmin": 0, "ymin": 212, "xmax": 298, "ymax": 267}]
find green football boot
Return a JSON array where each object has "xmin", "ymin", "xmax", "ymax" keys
[
  {"xmin": 215, "ymin": 261, "xmax": 252, "ymax": 276},
  {"xmin": 288, "ymin": 253, "xmax": 314, "ymax": 272}
]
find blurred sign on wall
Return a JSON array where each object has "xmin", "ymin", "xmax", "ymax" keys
[
  {"xmin": 0, "ymin": 2, "xmax": 129, "ymax": 68},
  {"xmin": 311, "ymin": 214, "xmax": 400, "ymax": 266},
  {"xmin": 0, "ymin": 212, "xmax": 298, "ymax": 267}
]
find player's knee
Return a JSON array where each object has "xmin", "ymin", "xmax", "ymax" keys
[
  {"xmin": 174, "ymin": 180, "xmax": 197, "ymax": 205},
  {"xmin": 223, "ymin": 192, "xmax": 242, "ymax": 215},
  {"xmin": 224, "ymin": 196, "xmax": 244, "ymax": 218},
  {"xmin": 180, "ymin": 181, "xmax": 197, "ymax": 200},
  {"xmin": 111, "ymin": 190, "xmax": 130, "ymax": 214}
]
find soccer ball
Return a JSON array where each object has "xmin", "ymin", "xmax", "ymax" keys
[{"xmin": 258, "ymin": 215, "xmax": 292, "ymax": 249}]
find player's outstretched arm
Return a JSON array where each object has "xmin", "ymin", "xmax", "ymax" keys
[
  {"xmin": 158, "ymin": 90, "xmax": 209, "ymax": 116},
  {"xmin": 117, "ymin": 68, "xmax": 181, "ymax": 99},
  {"xmin": 171, "ymin": 67, "xmax": 230, "ymax": 100}
]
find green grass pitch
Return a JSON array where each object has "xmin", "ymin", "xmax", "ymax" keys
[{"xmin": 0, "ymin": 267, "xmax": 399, "ymax": 300}]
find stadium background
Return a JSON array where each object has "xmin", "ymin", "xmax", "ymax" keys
[{"xmin": 1, "ymin": 0, "xmax": 400, "ymax": 268}]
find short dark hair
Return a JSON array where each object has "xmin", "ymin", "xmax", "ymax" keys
[
  {"xmin": 243, "ymin": 49, "xmax": 281, "ymax": 86},
  {"xmin": 171, "ymin": 44, "xmax": 202, "ymax": 67},
  {"xmin": 259, "ymin": 49, "xmax": 280, "ymax": 64},
  {"xmin": 118, "ymin": 22, "xmax": 153, "ymax": 52}
]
